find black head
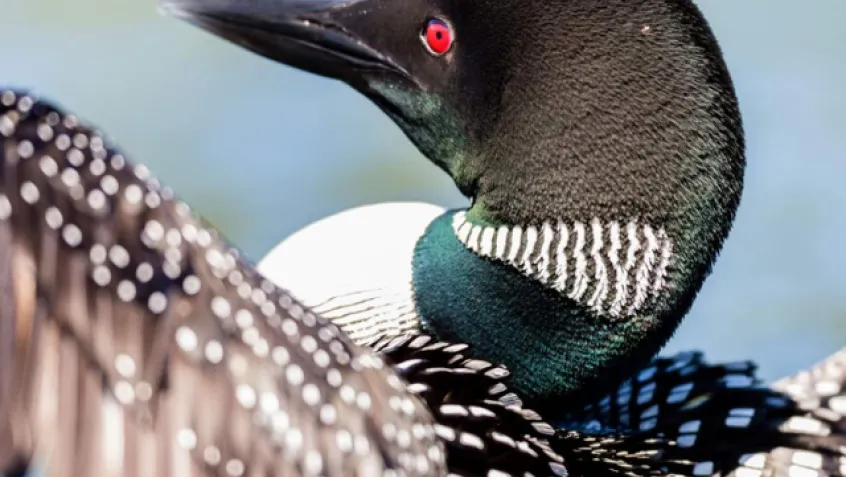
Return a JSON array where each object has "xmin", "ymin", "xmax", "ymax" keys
[{"xmin": 160, "ymin": 0, "xmax": 743, "ymax": 223}]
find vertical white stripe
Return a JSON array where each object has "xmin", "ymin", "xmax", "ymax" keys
[
  {"xmin": 457, "ymin": 220, "xmax": 472, "ymax": 244},
  {"xmin": 607, "ymin": 221, "xmax": 626, "ymax": 317},
  {"xmin": 643, "ymin": 225, "xmax": 659, "ymax": 272},
  {"xmin": 587, "ymin": 218, "xmax": 609, "ymax": 311},
  {"xmin": 468, "ymin": 224, "xmax": 483, "ymax": 251},
  {"xmin": 652, "ymin": 228, "xmax": 673, "ymax": 293},
  {"xmin": 479, "ymin": 226, "xmax": 496, "ymax": 257},
  {"xmin": 537, "ymin": 222, "xmax": 554, "ymax": 283},
  {"xmin": 625, "ymin": 221, "xmax": 640, "ymax": 271},
  {"xmin": 507, "ymin": 226, "xmax": 523, "ymax": 262},
  {"xmin": 570, "ymin": 221, "xmax": 589, "ymax": 301},
  {"xmin": 553, "ymin": 222, "xmax": 569, "ymax": 292},
  {"xmin": 494, "ymin": 225, "xmax": 509, "ymax": 259},
  {"xmin": 621, "ymin": 221, "xmax": 640, "ymax": 311},
  {"xmin": 521, "ymin": 225, "xmax": 538, "ymax": 275},
  {"xmin": 452, "ymin": 211, "xmax": 465, "ymax": 243},
  {"xmin": 630, "ymin": 224, "xmax": 658, "ymax": 314}
]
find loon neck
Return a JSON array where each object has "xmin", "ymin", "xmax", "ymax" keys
[{"xmin": 412, "ymin": 207, "xmax": 713, "ymax": 412}]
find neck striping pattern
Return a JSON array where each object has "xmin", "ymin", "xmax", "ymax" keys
[{"xmin": 451, "ymin": 210, "xmax": 674, "ymax": 318}]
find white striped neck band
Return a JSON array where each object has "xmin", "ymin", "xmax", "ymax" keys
[{"xmin": 451, "ymin": 210, "xmax": 674, "ymax": 318}]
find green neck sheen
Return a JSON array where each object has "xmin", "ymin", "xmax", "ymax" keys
[{"xmin": 411, "ymin": 212, "xmax": 688, "ymax": 415}]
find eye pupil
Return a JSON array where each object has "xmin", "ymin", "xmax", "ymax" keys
[{"xmin": 422, "ymin": 18, "xmax": 453, "ymax": 56}]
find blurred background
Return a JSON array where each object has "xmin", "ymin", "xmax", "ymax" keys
[{"xmin": 0, "ymin": 1, "xmax": 844, "ymax": 381}]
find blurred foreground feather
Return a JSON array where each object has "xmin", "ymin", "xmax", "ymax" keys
[{"xmin": 0, "ymin": 89, "xmax": 447, "ymax": 477}]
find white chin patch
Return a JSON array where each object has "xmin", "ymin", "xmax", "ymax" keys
[{"xmin": 257, "ymin": 202, "xmax": 445, "ymax": 343}]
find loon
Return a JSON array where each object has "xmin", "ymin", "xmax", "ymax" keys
[
  {"xmin": 0, "ymin": 87, "xmax": 814, "ymax": 477},
  {"xmin": 1, "ymin": 56, "xmax": 846, "ymax": 477},
  {"xmin": 150, "ymin": 0, "xmax": 846, "ymax": 474},
  {"xmin": 160, "ymin": 0, "xmax": 745, "ymax": 409},
  {"xmin": 2, "ymin": 92, "xmax": 846, "ymax": 477}
]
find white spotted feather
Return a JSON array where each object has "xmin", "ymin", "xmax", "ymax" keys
[{"xmin": 0, "ymin": 90, "xmax": 445, "ymax": 477}]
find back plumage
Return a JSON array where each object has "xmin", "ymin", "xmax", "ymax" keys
[{"xmin": 563, "ymin": 348, "xmax": 846, "ymax": 477}]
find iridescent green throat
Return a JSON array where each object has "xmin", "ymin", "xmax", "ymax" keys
[{"xmin": 411, "ymin": 210, "xmax": 697, "ymax": 413}]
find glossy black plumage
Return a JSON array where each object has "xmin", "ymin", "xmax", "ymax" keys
[
  {"xmin": 374, "ymin": 332, "xmax": 846, "ymax": 477},
  {"xmin": 371, "ymin": 333, "xmax": 568, "ymax": 477},
  {"xmin": 564, "ymin": 349, "xmax": 846, "ymax": 477},
  {"xmin": 372, "ymin": 332, "xmax": 693, "ymax": 477}
]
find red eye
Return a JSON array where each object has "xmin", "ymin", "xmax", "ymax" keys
[{"xmin": 422, "ymin": 18, "xmax": 453, "ymax": 56}]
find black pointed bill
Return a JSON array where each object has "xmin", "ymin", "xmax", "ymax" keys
[{"xmin": 158, "ymin": 0, "xmax": 409, "ymax": 82}]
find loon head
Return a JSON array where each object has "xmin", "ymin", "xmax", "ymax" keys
[{"xmin": 161, "ymin": 0, "xmax": 746, "ymax": 410}]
